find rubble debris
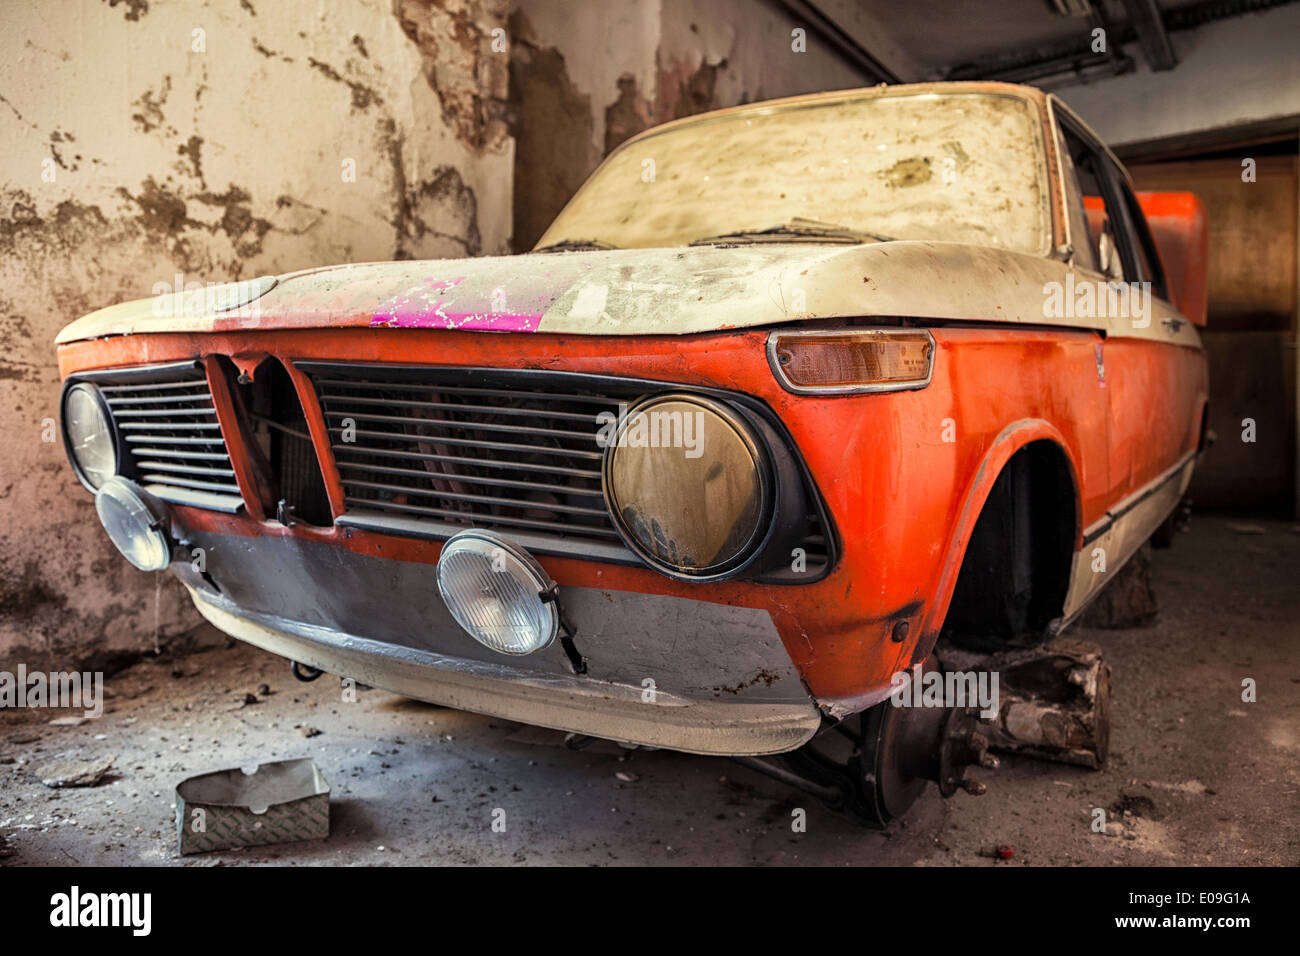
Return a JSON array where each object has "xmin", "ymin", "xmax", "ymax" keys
[
  {"xmin": 48, "ymin": 716, "xmax": 89, "ymax": 727},
  {"xmin": 32, "ymin": 755, "xmax": 115, "ymax": 788},
  {"xmin": 298, "ymin": 725, "xmax": 322, "ymax": 738},
  {"xmin": 1111, "ymin": 793, "xmax": 1160, "ymax": 819}
]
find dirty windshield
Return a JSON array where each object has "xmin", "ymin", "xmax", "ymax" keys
[{"xmin": 538, "ymin": 90, "xmax": 1051, "ymax": 256}]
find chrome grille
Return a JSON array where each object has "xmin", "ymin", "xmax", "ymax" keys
[
  {"xmin": 305, "ymin": 366, "xmax": 633, "ymax": 559},
  {"xmin": 299, "ymin": 363, "xmax": 835, "ymax": 576},
  {"xmin": 100, "ymin": 365, "xmax": 244, "ymax": 512}
]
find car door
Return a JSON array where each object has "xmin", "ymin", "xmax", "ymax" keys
[
  {"xmin": 1056, "ymin": 106, "xmax": 1196, "ymax": 485},
  {"xmin": 1052, "ymin": 100, "xmax": 1204, "ymax": 609},
  {"xmin": 1097, "ymin": 158, "xmax": 1203, "ymax": 500}
]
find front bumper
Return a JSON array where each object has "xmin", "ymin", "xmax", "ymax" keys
[
  {"xmin": 173, "ymin": 527, "xmax": 821, "ymax": 756},
  {"xmin": 190, "ymin": 588, "xmax": 820, "ymax": 756}
]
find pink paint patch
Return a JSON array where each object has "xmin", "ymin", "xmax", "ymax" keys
[
  {"xmin": 378, "ymin": 310, "xmax": 542, "ymax": 332},
  {"xmin": 371, "ymin": 275, "xmax": 544, "ymax": 332}
]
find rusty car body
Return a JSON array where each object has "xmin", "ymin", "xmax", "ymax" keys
[{"xmin": 55, "ymin": 82, "xmax": 1209, "ymax": 822}]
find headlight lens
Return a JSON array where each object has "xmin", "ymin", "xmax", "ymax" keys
[
  {"xmin": 63, "ymin": 383, "xmax": 117, "ymax": 489},
  {"xmin": 602, "ymin": 395, "xmax": 770, "ymax": 578},
  {"xmin": 436, "ymin": 530, "xmax": 559, "ymax": 656},
  {"xmin": 95, "ymin": 478, "xmax": 171, "ymax": 571}
]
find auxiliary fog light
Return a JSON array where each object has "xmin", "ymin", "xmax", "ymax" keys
[
  {"xmin": 95, "ymin": 477, "xmax": 171, "ymax": 572},
  {"xmin": 436, "ymin": 530, "xmax": 559, "ymax": 656}
]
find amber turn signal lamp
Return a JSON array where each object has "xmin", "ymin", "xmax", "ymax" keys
[{"xmin": 767, "ymin": 329, "xmax": 935, "ymax": 394}]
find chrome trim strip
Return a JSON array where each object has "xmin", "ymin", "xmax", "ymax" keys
[
  {"xmin": 1080, "ymin": 449, "xmax": 1195, "ymax": 545},
  {"xmin": 1046, "ymin": 95, "xmax": 1074, "ymax": 264},
  {"xmin": 1066, "ymin": 451, "xmax": 1196, "ymax": 621},
  {"xmin": 146, "ymin": 484, "xmax": 244, "ymax": 514},
  {"xmin": 336, "ymin": 510, "xmax": 638, "ymax": 564}
]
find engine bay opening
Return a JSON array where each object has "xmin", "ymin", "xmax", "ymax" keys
[{"xmin": 231, "ymin": 358, "xmax": 334, "ymax": 528}]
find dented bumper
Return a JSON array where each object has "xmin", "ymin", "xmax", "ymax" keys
[{"xmin": 172, "ymin": 525, "xmax": 821, "ymax": 755}]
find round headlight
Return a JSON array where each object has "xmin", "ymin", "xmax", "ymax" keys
[
  {"xmin": 95, "ymin": 478, "xmax": 171, "ymax": 572},
  {"xmin": 63, "ymin": 383, "xmax": 117, "ymax": 490},
  {"xmin": 602, "ymin": 394, "xmax": 771, "ymax": 579},
  {"xmin": 436, "ymin": 530, "xmax": 559, "ymax": 656}
]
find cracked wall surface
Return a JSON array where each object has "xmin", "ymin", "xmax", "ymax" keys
[
  {"xmin": 509, "ymin": 0, "xmax": 872, "ymax": 251},
  {"xmin": 0, "ymin": 0, "xmax": 513, "ymax": 669}
]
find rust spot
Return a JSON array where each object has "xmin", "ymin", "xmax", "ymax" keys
[
  {"xmin": 712, "ymin": 669, "xmax": 781, "ymax": 695},
  {"xmin": 106, "ymin": 0, "xmax": 149, "ymax": 22},
  {"xmin": 881, "ymin": 157, "xmax": 932, "ymax": 188}
]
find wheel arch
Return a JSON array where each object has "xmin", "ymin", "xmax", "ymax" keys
[{"xmin": 913, "ymin": 419, "xmax": 1083, "ymax": 662}]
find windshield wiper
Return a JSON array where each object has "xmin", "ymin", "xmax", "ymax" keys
[
  {"xmin": 689, "ymin": 218, "xmax": 893, "ymax": 246},
  {"xmin": 535, "ymin": 238, "xmax": 619, "ymax": 253}
]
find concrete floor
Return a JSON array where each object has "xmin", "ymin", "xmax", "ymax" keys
[{"xmin": 2, "ymin": 514, "xmax": 1297, "ymax": 866}]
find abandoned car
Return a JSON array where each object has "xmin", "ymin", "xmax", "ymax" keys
[{"xmin": 55, "ymin": 82, "xmax": 1208, "ymax": 823}]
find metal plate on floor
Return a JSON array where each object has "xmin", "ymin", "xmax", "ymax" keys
[{"xmin": 175, "ymin": 758, "xmax": 329, "ymax": 855}]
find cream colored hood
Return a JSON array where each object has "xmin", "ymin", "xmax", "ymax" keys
[{"xmin": 55, "ymin": 240, "xmax": 1159, "ymax": 344}]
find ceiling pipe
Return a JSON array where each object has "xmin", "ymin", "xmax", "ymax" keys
[{"xmin": 945, "ymin": 0, "xmax": 1297, "ymax": 83}]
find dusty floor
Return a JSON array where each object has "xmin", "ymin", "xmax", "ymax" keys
[{"xmin": 1, "ymin": 514, "xmax": 1297, "ymax": 866}]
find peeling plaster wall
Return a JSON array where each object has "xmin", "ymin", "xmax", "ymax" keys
[
  {"xmin": 656, "ymin": 0, "xmax": 878, "ymax": 121},
  {"xmin": 509, "ymin": 0, "xmax": 872, "ymax": 251},
  {"xmin": 0, "ymin": 0, "xmax": 512, "ymax": 670}
]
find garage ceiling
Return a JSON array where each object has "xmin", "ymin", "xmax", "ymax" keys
[{"xmin": 794, "ymin": 0, "xmax": 1300, "ymax": 85}]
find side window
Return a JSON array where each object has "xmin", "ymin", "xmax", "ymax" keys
[
  {"xmin": 1058, "ymin": 109, "xmax": 1171, "ymax": 302},
  {"xmin": 1053, "ymin": 120, "xmax": 1099, "ymax": 273},
  {"xmin": 1057, "ymin": 121, "xmax": 1120, "ymax": 279},
  {"xmin": 1106, "ymin": 169, "xmax": 1170, "ymax": 302}
]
